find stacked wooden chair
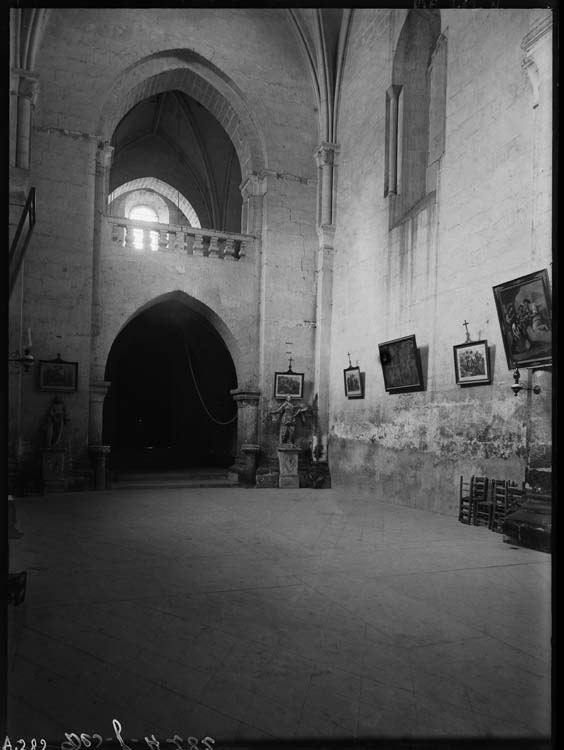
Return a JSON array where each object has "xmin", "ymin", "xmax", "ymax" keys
[
  {"xmin": 458, "ymin": 475, "xmax": 474, "ymax": 524},
  {"xmin": 471, "ymin": 476, "xmax": 492, "ymax": 527},
  {"xmin": 458, "ymin": 475, "xmax": 490, "ymax": 526},
  {"xmin": 459, "ymin": 475, "xmax": 525, "ymax": 532},
  {"xmin": 490, "ymin": 479, "xmax": 525, "ymax": 532}
]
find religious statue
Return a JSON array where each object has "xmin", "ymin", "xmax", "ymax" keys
[
  {"xmin": 270, "ymin": 396, "xmax": 308, "ymax": 446},
  {"xmin": 44, "ymin": 395, "xmax": 70, "ymax": 449}
]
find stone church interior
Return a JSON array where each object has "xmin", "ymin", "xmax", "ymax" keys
[{"xmin": 7, "ymin": 5, "xmax": 553, "ymax": 745}]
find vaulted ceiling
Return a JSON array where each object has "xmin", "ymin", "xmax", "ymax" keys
[{"xmin": 109, "ymin": 90, "xmax": 242, "ymax": 233}]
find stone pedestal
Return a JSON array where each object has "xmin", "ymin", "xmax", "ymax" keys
[
  {"xmin": 241, "ymin": 443, "xmax": 260, "ymax": 485},
  {"xmin": 41, "ymin": 449, "xmax": 66, "ymax": 493},
  {"xmin": 89, "ymin": 444, "xmax": 111, "ymax": 490},
  {"xmin": 229, "ymin": 389, "xmax": 261, "ymax": 483},
  {"xmin": 277, "ymin": 446, "xmax": 301, "ymax": 489}
]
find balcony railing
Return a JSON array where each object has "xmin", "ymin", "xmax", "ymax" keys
[{"xmin": 108, "ymin": 217, "xmax": 252, "ymax": 261}]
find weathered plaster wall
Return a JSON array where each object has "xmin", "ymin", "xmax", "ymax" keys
[{"xmin": 329, "ymin": 9, "xmax": 550, "ymax": 514}]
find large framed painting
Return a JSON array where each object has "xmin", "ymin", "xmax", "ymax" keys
[
  {"xmin": 378, "ymin": 334, "xmax": 424, "ymax": 394},
  {"xmin": 343, "ymin": 366, "xmax": 363, "ymax": 399},
  {"xmin": 38, "ymin": 356, "xmax": 78, "ymax": 392},
  {"xmin": 493, "ymin": 269, "xmax": 552, "ymax": 369},
  {"xmin": 274, "ymin": 370, "xmax": 304, "ymax": 399},
  {"xmin": 453, "ymin": 340, "xmax": 491, "ymax": 386}
]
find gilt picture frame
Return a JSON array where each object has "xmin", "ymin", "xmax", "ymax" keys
[
  {"xmin": 453, "ymin": 340, "xmax": 491, "ymax": 386},
  {"xmin": 344, "ymin": 366, "xmax": 363, "ymax": 399},
  {"xmin": 493, "ymin": 269, "xmax": 552, "ymax": 370},
  {"xmin": 274, "ymin": 370, "xmax": 304, "ymax": 400},
  {"xmin": 38, "ymin": 357, "xmax": 78, "ymax": 392},
  {"xmin": 378, "ymin": 334, "xmax": 424, "ymax": 394}
]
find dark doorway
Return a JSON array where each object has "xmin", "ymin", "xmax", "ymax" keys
[{"xmin": 103, "ymin": 300, "xmax": 237, "ymax": 472}]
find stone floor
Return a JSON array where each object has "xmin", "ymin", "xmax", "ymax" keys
[{"xmin": 6, "ymin": 485, "xmax": 552, "ymax": 746}]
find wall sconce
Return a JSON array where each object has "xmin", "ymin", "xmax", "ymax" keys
[
  {"xmin": 8, "ymin": 348, "xmax": 35, "ymax": 372},
  {"xmin": 511, "ymin": 368, "xmax": 541, "ymax": 396},
  {"xmin": 8, "ymin": 328, "xmax": 35, "ymax": 372}
]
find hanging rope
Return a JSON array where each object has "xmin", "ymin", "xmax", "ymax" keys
[{"xmin": 182, "ymin": 336, "xmax": 238, "ymax": 425}]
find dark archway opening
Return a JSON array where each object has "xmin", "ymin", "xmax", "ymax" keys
[{"xmin": 103, "ymin": 300, "xmax": 238, "ymax": 473}]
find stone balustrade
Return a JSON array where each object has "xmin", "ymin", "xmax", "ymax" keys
[{"xmin": 108, "ymin": 217, "xmax": 253, "ymax": 260}]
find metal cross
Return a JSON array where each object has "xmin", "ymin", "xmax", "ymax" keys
[{"xmin": 462, "ymin": 320, "xmax": 471, "ymax": 342}]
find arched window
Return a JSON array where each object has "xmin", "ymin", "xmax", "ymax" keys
[
  {"xmin": 129, "ymin": 204, "xmax": 159, "ymax": 251},
  {"xmin": 385, "ymin": 10, "xmax": 445, "ymax": 227}
]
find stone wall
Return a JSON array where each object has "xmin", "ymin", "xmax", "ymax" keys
[
  {"xmin": 10, "ymin": 8, "xmax": 320, "ymax": 479},
  {"xmin": 329, "ymin": 9, "xmax": 552, "ymax": 513}
]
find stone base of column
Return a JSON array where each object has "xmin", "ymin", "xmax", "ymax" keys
[
  {"xmin": 41, "ymin": 449, "xmax": 67, "ymax": 493},
  {"xmin": 277, "ymin": 446, "xmax": 301, "ymax": 489},
  {"xmin": 88, "ymin": 445, "xmax": 111, "ymax": 490}
]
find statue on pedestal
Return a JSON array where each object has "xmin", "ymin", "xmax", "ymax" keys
[
  {"xmin": 44, "ymin": 395, "xmax": 70, "ymax": 449},
  {"xmin": 270, "ymin": 396, "xmax": 308, "ymax": 446}
]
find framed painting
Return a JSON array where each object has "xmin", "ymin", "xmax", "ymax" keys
[
  {"xmin": 344, "ymin": 366, "xmax": 363, "ymax": 399},
  {"xmin": 453, "ymin": 340, "xmax": 491, "ymax": 386},
  {"xmin": 274, "ymin": 370, "xmax": 304, "ymax": 399},
  {"xmin": 378, "ymin": 334, "xmax": 424, "ymax": 394},
  {"xmin": 38, "ymin": 356, "xmax": 78, "ymax": 392},
  {"xmin": 493, "ymin": 269, "xmax": 552, "ymax": 369}
]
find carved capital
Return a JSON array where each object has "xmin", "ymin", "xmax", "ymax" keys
[
  {"xmin": 313, "ymin": 142, "xmax": 339, "ymax": 169},
  {"xmin": 96, "ymin": 141, "xmax": 114, "ymax": 169},
  {"xmin": 239, "ymin": 173, "xmax": 267, "ymax": 200},
  {"xmin": 16, "ymin": 72, "xmax": 40, "ymax": 105},
  {"xmin": 89, "ymin": 380, "xmax": 111, "ymax": 398},
  {"xmin": 231, "ymin": 389, "xmax": 260, "ymax": 407}
]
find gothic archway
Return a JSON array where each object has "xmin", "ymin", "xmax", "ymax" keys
[{"xmin": 102, "ymin": 297, "xmax": 238, "ymax": 472}]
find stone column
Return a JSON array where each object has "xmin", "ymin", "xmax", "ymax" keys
[
  {"xmin": 10, "ymin": 70, "xmax": 39, "ymax": 200},
  {"xmin": 240, "ymin": 173, "xmax": 267, "ymax": 236},
  {"xmin": 88, "ymin": 378, "xmax": 111, "ymax": 445},
  {"xmin": 89, "ymin": 445, "xmax": 111, "ymax": 491},
  {"xmin": 228, "ymin": 389, "xmax": 261, "ymax": 483},
  {"xmin": 521, "ymin": 11, "xmax": 552, "ymax": 271},
  {"xmin": 91, "ymin": 142, "xmax": 114, "ymax": 339},
  {"xmin": 312, "ymin": 143, "xmax": 339, "ymax": 466},
  {"xmin": 521, "ymin": 13, "xmax": 552, "ymax": 497}
]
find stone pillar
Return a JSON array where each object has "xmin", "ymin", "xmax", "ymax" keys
[
  {"xmin": 241, "ymin": 443, "xmax": 261, "ymax": 485},
  {"xmin": 91, "ymin": 142, "xmax": 114, "ymax": 338},
  {"xmin": 88, "ymin": 379, "xmax": 111, "ymax": 446},
  {"xmin": 240, "ymin": 173, "xmax": 267, "ymax": 236},
  {"xmin": 521, "ymin": 11, "xmax": 552, "ymax": 271},
  {"xmin": 521, "ymin": 13, "xmax": 552, "ymax": 497},
  {"xmin": 89, "ymin": 445, "xmax": 111, "ymax": 491},
  {"xmin": 10, "ymin": 70, "xmax": 39, "ymax": 201},
  {"xmin": 312, "ymin": 143, "xmax": 339, "ymax": 467},
  {"xmin": 228, "ymin": 389, "xmax": 260, "ymax": 483},
  {"xmin": 314, "ymin": 142, "xmax": 339, "ymax": 227},
  {"xmin": 277, "ymin": 446, "xmax": 301, "ymax": 489}
]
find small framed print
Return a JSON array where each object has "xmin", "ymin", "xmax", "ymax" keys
[
  {"xmin": 273, "ymin": 370, "xmax": 304, "ymax": 399},
  {"xmin": 344, "ymin": 366, "xmax": 363, "ymax": 399},
  {"xmin": 453, "ymin": 340, "xmax": 491, "ymax": 386},
  {"xmin": 38, "ymin": 356, "xmax": 78, "ymax": 392},
  {"xmin": 493, "ymin": 268, "xmax": 552, "ymax": 369},
  {"xmin": 378, "ymin": 334, "xmax": 424, "ymax": 394}
]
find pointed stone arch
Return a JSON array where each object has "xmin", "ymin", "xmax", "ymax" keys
[
  {"xmin": 109, "ymin": 290, "xmax": 242, "ymax": 385},
  {"xmin": 97, "ymin": 49, "xmax": 267, "ymax": 180}
]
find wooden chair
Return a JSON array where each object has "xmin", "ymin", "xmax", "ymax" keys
[
  {"xmin": 472, "ymin": 476, "xmax": 492, "ymax": 527},
  {"xmin": 458, "ymin": 475, "xmax": 473, "ymax": 524},
  {"xmin": 490, "ymin": 479, "xmax": 510, "ymax": 532}
]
